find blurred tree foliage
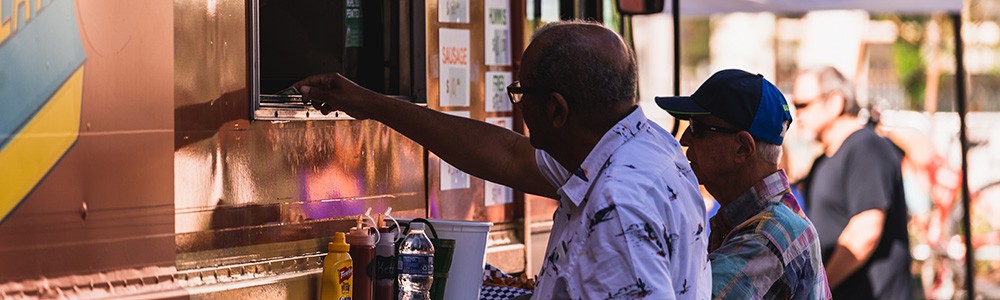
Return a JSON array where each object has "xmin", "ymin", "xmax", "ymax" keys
[
  {"xmin": 682, "ymin": 18, "xmax": 710, "ymax": 66},
  {"xmin": 890, "ymin": 15, "xmax": 930, "ymax": 110}
]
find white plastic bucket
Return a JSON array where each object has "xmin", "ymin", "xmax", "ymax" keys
[{"xmin": 398, "ymin": 218, "xmax": 492, "ymax": 300}]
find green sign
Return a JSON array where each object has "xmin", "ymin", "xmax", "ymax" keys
[{"xmin": 345, "ymin": 0, "xmax": 363, "ymax": 47}]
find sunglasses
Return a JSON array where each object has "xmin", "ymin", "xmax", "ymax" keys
[
  {"xmin": 792, "ymin": 93, "xmax": 829, "ymax": 110},
  {"xmin": 793, "ymin": 101, "xmax": 815, "ymax": 110},
  {"xmin": 506, "ymin": 81, "xmax": 553, "ymax": 103},
  {"xmin": 688, "ymin": 118, "xmax": 742, "ymax": 138}
]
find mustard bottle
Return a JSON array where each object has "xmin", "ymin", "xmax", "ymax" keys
[{"xmin": 322, "ymin": 232, "xmax": 354, "ymax": 300}]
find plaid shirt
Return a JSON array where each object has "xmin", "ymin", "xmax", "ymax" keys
[{"xmin": 708, "ymin": 171, "xmax": 831, "ymax": 300}]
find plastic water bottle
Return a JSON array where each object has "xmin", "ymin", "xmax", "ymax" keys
[{"xmin": 398, "ymin": 222, "xmax": 434, "ymax": 300}]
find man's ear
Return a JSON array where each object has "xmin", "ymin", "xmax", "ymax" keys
[
  {"xmin": 548, "ymin": 92, "xmax": 570, "ymax": 128},
  {"xmin": 735, "ymin": 131, "xmax": 756, "ymax": 163},
  {"xmin": 827, "ymin": 92, "xmax": 847, "ymax": 116}
]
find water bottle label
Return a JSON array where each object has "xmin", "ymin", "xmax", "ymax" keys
[{"xmin": 398, "ymin": 254, "xmax": 433, "ymax": 275}]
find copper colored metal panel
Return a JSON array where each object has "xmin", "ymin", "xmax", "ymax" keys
[
  {"xmin": 173, "ymin": 120, "xmax": 427, "ymax": 253},
  {"xmin": 0, "ymin": 133, "xmax": 177, "ymax": 279},
  {"xmin": 0, "ymin": 0, "xmax": 176, "ymax": 283},
  {"xmin": 0, "ymin": 0, "xmax": 426, "ymax": 288},
  {"xmin": 1, "ymin": 0, "xmax": 427, "ymax": 292},
  {"xmin": 174, "ymin": 0, "xmax": 426, "ymax": 269}
]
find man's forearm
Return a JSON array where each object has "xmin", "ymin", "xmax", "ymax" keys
[
  {"xmin": 367, "ymin": 93, "xmax": 555, "ymax": 198},
  {"xmin": 824, "ymin": 209, "xmax": 885, "ymax": 288},
  {"xmin": 824, "ymin": 245, "xmax": 865, "ymax": 288}
]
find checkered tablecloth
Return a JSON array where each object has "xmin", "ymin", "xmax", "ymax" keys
[{"xmin": 480, "ymin": 264, "xmax": 532, "ymax": 300}]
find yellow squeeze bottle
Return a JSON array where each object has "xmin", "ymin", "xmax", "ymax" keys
[{"xmin": 322, "ymin": 232, "xmax": 354, "ymax": 300}]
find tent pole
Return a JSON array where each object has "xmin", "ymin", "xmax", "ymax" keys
[
  {"xmin": 950, "ymin": 12, "xmax": 975, "ymax": 299},
  {"xmin": 671, "ymin": 0, "xmax": 681, "ymax": 134},
  {"xmin": 672, "ymin": 0, "xmax": 680, "ymax": 96}
]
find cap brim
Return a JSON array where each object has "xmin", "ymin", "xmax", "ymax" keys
[{"xmin": 654, "ymin": 96, "xmax": 710, "ymax": 120}]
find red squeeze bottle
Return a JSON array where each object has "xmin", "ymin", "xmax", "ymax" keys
[{"xmin": 347, "ymin": 215, "xmax": 376, "ymax": 300}]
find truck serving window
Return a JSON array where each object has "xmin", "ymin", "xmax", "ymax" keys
[{"xmin": 250, "ymin": 0, "xmax": 424, "ymax": 120}]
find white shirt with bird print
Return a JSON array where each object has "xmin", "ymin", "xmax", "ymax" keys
[{"xmin": 531, "ymin": 107, "xmax": 711, "ymax": 300}]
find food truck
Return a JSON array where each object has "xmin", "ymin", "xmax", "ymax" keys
[
  {"xmin": 0, "ymin": 0, "xmax": 569, "ymax": 298},
  {"xmin": 3, "ymin": 0, "xmax": 995, "ymax": 298}
]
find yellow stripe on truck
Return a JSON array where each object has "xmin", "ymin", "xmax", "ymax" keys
[{"xmin": 0, "ymin": 66, "xmax": 84, "ymax": 221}]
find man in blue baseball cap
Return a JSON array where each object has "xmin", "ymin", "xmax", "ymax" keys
[{"xmin": 656, "ymin": 69, "xmax": 831, "ymax": 299}]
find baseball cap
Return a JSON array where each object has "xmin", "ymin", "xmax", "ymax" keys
[{"xmin": 654, "ymin": 69, "xmax": 792, "ymax": 145}]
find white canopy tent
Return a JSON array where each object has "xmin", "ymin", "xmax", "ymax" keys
[{"xmin": 661, "ymin": 0, "xmax": 960, "ymax": 16}]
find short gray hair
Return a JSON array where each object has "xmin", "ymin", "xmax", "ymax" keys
[
  {"xmin": 800, "ymin": 66, "xmax": 860, "ymax": 117},
  {"xmin": 755, "ymin": 140, "xmax": 782, "ymax": 165},
  {"xmin": 529, "ymin": 20, "xmax": 637, "ymax": 113}
]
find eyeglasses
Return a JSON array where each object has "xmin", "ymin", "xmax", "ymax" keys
[
  {"xmin": 688, "ymin": 118, "xmax": 742, "ymax": 138},
  {"xmin": 792, "ymin": 93, "xmax": 828, "ymax": 110},
  {"xmin": 507, "ymin": 81, "xmax": 553, "ymax": 103},
  {"xmin": 793, "ymin": 100, "xmax": 822, "ymax": 110}
]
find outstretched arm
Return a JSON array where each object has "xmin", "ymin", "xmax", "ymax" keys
[{"xmin": 293, "ymin": 73, "xmax": 557, "ymax": 198}]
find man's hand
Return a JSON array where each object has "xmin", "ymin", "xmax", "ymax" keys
[{"xmin": 292, "ymin": 73, "xmax": 374, "ymax": 119}]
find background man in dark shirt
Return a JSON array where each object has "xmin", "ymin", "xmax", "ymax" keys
[{"xmin": 792, "ymin": 66, "xmax": 912, "ymax": 299}]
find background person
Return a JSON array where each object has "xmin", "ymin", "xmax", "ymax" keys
[{"xmin": 792, "ymin": 66, "xmax": 913, "ymax": 299}]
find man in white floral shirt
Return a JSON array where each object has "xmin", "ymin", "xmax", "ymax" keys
[
  {"xmin": 522, "ymin": 22, "xmax": 711, "ymax": 299},
  {"xmin": 294, "ymin": 20, "xmax": 710, "ymax": 299}
]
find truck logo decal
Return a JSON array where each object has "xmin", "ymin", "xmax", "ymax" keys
[{"xmin": 0, "ymin": 0, "xmax": 86, "ymax": 223}]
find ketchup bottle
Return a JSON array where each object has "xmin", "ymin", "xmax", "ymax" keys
[{"xmin": 347, "ymin": 215, "xmax": 376, "ymax": 300}]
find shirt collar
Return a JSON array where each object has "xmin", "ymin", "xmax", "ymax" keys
[
  {"xmin": 711, "ymin": 170, "xmax": 796, "ymax": 236},
  {"xmin": 557, "ymin": 106, "xmax": 650, "ymax": 207}
]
